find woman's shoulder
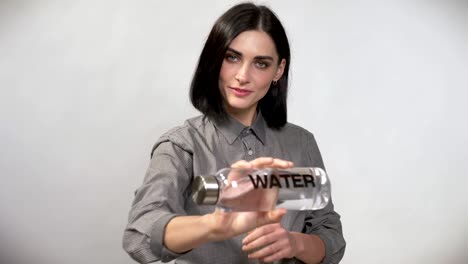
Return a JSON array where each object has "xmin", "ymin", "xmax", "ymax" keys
[
  {"xmin": 265, "ymin": 122, "xmax": 318, "ymax": 150},
  {"xmin": 161, "ymin": 115, "xmax": 205, "ymax": 138},
  {"xmin": 279, "ymin": 122, "xmax": 324, "ymax": 167},
  {"xmin": 278, "ymin": 121, "xmax": 316, "ymax": 139},
  {"xmin": 152, "ymin": 115, "xmax": 208, "ymax": 154}
]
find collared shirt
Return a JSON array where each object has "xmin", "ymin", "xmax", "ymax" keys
[{"xmin": 123, "ymin": 113, "xmax": 346, "ymax": 264}]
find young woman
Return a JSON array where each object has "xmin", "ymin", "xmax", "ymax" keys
[{"xmin": 123, "ymin": 3, "xmax": 345, "ymax": 263}]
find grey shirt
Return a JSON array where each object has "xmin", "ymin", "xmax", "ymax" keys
[{"xmin": 123, "ymin": 113, "xmax": 346, "ymax": 263}]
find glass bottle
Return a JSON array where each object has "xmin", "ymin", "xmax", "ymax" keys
[{"xmin": 192, "ymin": 167, "xmax": 330, "ymax": 211}]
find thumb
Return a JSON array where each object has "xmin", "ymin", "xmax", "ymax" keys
[
  {"xmin": 257, "ymin": 208, "xmax": 287, "ymax": 227},
  {"xmin": 269, "ymin": 208, "xmax": 287, "ymax": 222}
]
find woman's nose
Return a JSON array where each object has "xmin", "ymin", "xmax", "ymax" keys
[{"xmin": 235, "ymin": 63, "xmax": 250, "ymax": 84}]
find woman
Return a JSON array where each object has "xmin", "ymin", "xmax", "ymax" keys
[{"xmin": 123, "ymin": 3, "xmax": 345, "ymax": 263}]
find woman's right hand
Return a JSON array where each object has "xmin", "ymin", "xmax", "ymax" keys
[{"xmin": 206, "ymin": 157, "xmax": 294, "ymax": 241}]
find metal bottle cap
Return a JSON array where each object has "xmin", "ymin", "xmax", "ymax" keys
[{"xmin": 192, "ymin": 175, "xmax": 220, "ymax": 205}]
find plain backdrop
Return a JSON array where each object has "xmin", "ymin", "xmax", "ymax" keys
[{"xmin": 1, "ymin": 1, "xmax": 467, "ymax": 263}]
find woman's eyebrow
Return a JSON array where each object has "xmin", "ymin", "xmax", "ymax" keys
[{"xmin": 227, "ymin": 47, "xmax": 274, "ymax": 61}]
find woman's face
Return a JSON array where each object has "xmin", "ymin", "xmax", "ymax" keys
[{"xmin": 219, "ymin": 30, "xmax": 285, "ymax": 121}]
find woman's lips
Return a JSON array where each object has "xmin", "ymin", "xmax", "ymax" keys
[{"xmin": 229, "ymin": 87, "xmax": 252, "ymax": 97}]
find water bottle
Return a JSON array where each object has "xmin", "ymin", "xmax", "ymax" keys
[{"xmin": 191, "ymin": 167, "xmax": 330, "ymax": 211}]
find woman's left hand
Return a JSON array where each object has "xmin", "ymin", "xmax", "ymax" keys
[{"xmin": 242, "ymin": 223, "xmax": 298, "ymax": 262}]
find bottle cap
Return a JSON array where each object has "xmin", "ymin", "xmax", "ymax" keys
[{"xmin": 192, "ymin": 175, "xmax": 220, "ymax": 205}]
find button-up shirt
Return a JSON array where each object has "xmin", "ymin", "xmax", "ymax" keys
[{"xmin": 123, "ymin": 113, "xmax": 346, "ymax": 263}]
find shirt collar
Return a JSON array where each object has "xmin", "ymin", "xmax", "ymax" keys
[
  {"xmin": 250, "ymin": 111, "xmax": 266, "ymax": 145},
  {"xmin": 213, "ymin": 111, "xmax": 266, "ymax": 145}
]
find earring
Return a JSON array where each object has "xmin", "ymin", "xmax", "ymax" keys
[{"xmin": 272, "ymin": 80, "xmax": 277, "ymax": 85}]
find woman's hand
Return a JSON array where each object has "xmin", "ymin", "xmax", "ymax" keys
[
  {"xmin": 164, "ymin": 157, "xmax": 294, "ymax": 253},
  {"xmin": 242, "ymin": 223, "xmax": 299, "ymax": 262},
  {"xmin": 206, "ymin": 157, "xmax": 294, "ymax": 241}
]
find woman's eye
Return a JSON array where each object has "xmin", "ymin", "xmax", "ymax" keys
[
  {"xmin": 226, "ymin": 54, "xmax": 239, "ymax": 62},
  {"xmin": 255, "ymin": 61, "xmax": 269, "ymax": 68}
]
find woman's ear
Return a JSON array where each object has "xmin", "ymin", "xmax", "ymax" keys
[{"xmin": 274, "ymin": 58, "xmax": 286, "ymax": 81}]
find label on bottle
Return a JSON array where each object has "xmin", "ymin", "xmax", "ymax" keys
[{"xmin": 247, "ymin": 173, "xmax": 316, "ymax": 189}]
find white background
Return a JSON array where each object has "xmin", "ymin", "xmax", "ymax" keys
[{"xmin": 1, "ymin": 1, "xmax": 467, "ymax": 263}]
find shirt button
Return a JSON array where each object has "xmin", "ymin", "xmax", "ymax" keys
[{"xmin": 248, "ymin": 150, "xmax": 253, "ymax": 156}]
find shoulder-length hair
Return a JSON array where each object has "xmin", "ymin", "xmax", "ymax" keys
[{"xmin": 190, "ymin": 2, "xmax": 291, "ymax": 129}]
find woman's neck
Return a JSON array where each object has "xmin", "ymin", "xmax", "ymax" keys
[{"xmin": 226, "ymin": 105, "xmax": 257, "ymax": 127}]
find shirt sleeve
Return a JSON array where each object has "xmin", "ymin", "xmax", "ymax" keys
[
  {"xmin": 302, "ymin": 133, "xmax": 346, "ymax": 264},
  {"xmin": 122, "ymin": 140, "xmax": 193, "ymax": 263},
  {"xmin": 302, "ymin": 200, "xmax": 345, "ymax": 264}
]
